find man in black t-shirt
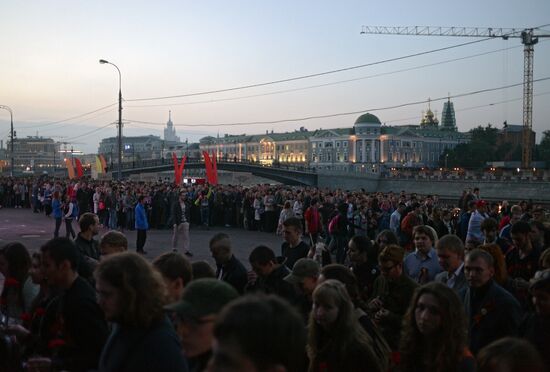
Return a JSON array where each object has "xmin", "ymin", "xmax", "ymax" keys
[{"xmin": 281, "ymin": 217, "xmax": 310, "ymax": 269}]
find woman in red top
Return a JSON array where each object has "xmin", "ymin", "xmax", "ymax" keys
[{"xmin": 399, "ymin": 282, "xmax": 475, "ymax": 372}]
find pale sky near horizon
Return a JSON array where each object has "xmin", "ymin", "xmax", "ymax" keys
[{"xmin": 1, "ymin": 0, "xmax": 549, "ymax": 153}]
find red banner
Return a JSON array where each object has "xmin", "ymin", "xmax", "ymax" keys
[
  {"xmin": 172, "ymin": 153, "xmax": 187, "ymax": 185},
  {"xmin": 202, "ymin": 151, "xmax": 219, "ymax": 185},
  {"xmin": 74, "ymin": 158, "xmax": 84, "ymax": 178}
]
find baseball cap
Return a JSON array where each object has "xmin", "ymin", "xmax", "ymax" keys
[
  {"xmin": 165, "ymin": 278, "xmax": 238, "ymax": 319},
  {"xmin": 284, "ymin": 258, "xmax": 320, "ymax": 285},
  {"xmin": 476, "ymin": 200, "xmax": 488, "ymax": 208}
]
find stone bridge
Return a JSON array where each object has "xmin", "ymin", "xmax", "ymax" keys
[{"xmin": 121, "ymin": 159, "xmax": 318, "ymax": 186}]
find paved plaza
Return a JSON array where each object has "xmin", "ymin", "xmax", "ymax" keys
[{"xmin": 0, "ymin": 208, "xmax": 283, "ymax": 269}]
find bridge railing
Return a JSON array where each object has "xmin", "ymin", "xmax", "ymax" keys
[{"xmin": 122, "ymin": 158, "xmax": 319, "ymax": 174}]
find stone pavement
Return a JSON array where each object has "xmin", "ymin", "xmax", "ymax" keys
[{"xmin": 0, "ymin": 208, "xmax": 283, "ymax": 269}]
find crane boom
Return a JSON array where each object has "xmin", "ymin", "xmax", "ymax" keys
[
  {"xmin": 361, "ymin": 25, "xmax": 550, "ymax": 168},
  {"xmin": 361, "ymin": 26, "xmax": 521, "ymax": 39}
]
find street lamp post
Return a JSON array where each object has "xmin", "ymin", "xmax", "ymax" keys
[
  {"xmin": 99, "ymin": 59, "xmax": 123, "ymax": 180},
  {"xmin": 445, "ymin": 153, "xmax": 449, "ymax": 169},
  {"xmin": 0, "ymin": 105, "xmax": 14, "ymax": 176}
]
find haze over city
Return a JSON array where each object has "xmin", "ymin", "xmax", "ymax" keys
[{"xmin": 1, "ymin": 0, "xmax": 549, "ymax": 154}]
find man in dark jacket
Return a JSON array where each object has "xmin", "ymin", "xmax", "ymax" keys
[
  {"xmin": 460, "ymin": 249, "xmax": 523, "ymax": 354},
  {"xmin": 246, "ymin": 245, "xmax": 297, "ymax": 304},
  {"xmin": 31, "ymin": 238, "xmax": 109, "ymax": 372},
  {"xmin": 281, "ymin": 217, "xmax": 310, "ymax": 269},
  {"xmin": 76, "ymin": 182, "xmax": 90, "ymax": 214},
  {"xmin": 209, "ymin": 233, "xmax": 248, "ymax": 294},
  {"xmin": 435, "ymin": 234, "xmax": 468, "ymax": 293},
  {"xmin": 369, "ymin": 245, "xmax": 418, "ymax": 350},
  {"xmin": 74, "ymin": 212, "xmax": 101, "ymax": 283}
]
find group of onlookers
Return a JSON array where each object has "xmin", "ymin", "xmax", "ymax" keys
[{"xmin": 1, "ymin": 176, "xmax": 550, "ymax": 371}]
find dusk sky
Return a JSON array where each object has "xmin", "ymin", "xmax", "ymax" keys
[{"xmin": 1, "ymin": 0, "xmax": 549, "ymax": 153}]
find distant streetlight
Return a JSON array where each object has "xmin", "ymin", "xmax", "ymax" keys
[
  {"xmin": 0, "ymin": 105, "xmax": 14, "ymax": 176},
  {"xmin": 99, "ymin": 59, "xmax": 123, "ymax": 180},
  {"xmin": 445, "ymin": 153, "xmax": 449, "ymax": 169}
]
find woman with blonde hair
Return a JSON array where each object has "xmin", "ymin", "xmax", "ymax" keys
[{"xmin": 307, "ymin": 279, "xmax": 383, "ymax": 372}]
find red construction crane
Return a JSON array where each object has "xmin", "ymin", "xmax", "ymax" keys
[{"xmin": 360, "ymin": 25, "xmax": 550, "ymax": 168}]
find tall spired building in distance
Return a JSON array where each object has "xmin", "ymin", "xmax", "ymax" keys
[
  {"xmin": 440, "ymin": 98, "xmax": 457, "ymax": 131},
  {"xmin": 164, "ymin": 111, "xmax": 181, "ymax": 142}
]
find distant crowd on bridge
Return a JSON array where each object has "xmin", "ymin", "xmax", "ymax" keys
[{"xmin": 0, "ymin": 175, "xmax": 550, "ymax": 371}]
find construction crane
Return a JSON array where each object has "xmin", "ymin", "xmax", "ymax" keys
[{"xmin": 360, "ymin": 25, "xmax": 550, "ymax": 169}]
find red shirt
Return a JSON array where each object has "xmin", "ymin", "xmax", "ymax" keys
[{"xmin": 305, "ymin": 206, "xmax": 321, "ymax": 234}]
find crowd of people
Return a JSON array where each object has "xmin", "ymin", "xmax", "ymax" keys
[{"xmin": 0, "ymin": 175, "xmax": 549, "ymax": 371}]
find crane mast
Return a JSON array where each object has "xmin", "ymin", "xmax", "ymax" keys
[{"xmin": 361, "ymin": 25, "xmax": 550, "ymax": 169}]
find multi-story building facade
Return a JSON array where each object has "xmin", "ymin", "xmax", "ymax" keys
[
  {"xmin": 98, "ymin": 135, "xmax": 166, "ymax": 164},
  {"xmin": 198, "ymin": 101, "xmax": 471, "ymax": 170},
  {"xmin": 200, "ymin": 129, "xmax": 312, "ymax": 166},
  {"xmin": 5, "ymin": 136, "xmax": 60, "ymax": 170}
]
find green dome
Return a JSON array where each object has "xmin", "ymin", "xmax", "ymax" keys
[{"xmin": 354, "ymin": 113, "xmax": 381, "ymax": 125}]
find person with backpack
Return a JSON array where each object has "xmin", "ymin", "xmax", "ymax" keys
[{"xmin": 63, "ymin": 195, "xmax": 77, "ymax": 239}]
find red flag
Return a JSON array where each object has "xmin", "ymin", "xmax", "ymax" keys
[
  {"xmin": 202, "ymin": 151, "xmax": 214, "ymax": 184},
  {"xmin": 74, "ymin": 158, "xmax": 84, "ymax": 178},
  {"xmin": 172, "ymin": 153, "xmax": 187, "ymax": 185}
]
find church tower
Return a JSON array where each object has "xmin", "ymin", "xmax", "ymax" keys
[
  {"xmin": 440, "ymin": 98, "xmax": 457, "ymax": 131},
  {"xmin": 420, "ymin": 98, "xmax": 439, "ymax": 128}
]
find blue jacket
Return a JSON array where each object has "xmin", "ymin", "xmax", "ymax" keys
[
  {"xmin": 52, "ymin": 199, "xmax": 63, "ymax": 218},
  {"xmin": 135, "ymin": 203, "xmax": 149, "ymax": 230}
]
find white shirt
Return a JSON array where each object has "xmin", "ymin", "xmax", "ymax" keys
[{"xmin": 447, "ymin": 262, "xmax": 464, "ymax": 289}]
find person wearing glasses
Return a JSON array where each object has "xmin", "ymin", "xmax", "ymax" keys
[{"xmin": 368, "ymin": 245, "xmax": 418, "ymax": 351}]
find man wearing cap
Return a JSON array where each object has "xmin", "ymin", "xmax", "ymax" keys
[
  {"xmin": 285, "ymin": 258, "xmax": 320, "ymax": 320},
  {"xmin": 166, "ymin": 278, "xmax": 239, "ymax": 372},
  {"xmin": 467, "ymin": 200, "xmax": 489, "ymax": 243},
  {"xmin": 246, "ymin": 245, "xmax": 297, "ymax": 304}
]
